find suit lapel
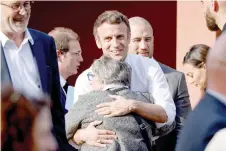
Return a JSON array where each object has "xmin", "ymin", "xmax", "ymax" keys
[
  {"xmin": 29, "ymin": 30, "xmax": 48, "ymax": 93},
  {"xmin": 1, "ymin": 42, "xmax": 12, "ymax": 85}
]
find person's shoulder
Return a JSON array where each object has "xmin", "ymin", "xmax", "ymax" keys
[
  {"xmin": 205, "ymin": 128, "xmax": 226, "ymax": 151},
  {"xmin": 76, "ymin": 68, "xmax": 92, "ymax": 81},
  {"xmin": 83, "ymin": 90, "xmax": 109, "ymax": 98},
  {"xmin": 126, "ymin": 54, "xmax": 159, "ymax": 70},
  {"xmin": 77, "ymin": 90, "xmax": 110, "ymax": 104},
  {"xmin": 28, "ymin": 28, "xmax": 52, "ymax": 40},
  {"xmin": 158, "ymin": 62, "xmax": 184, "ymax": 78},
  {"xmin": 127, "ymin": 54, "xmax": 155, "ymax": 63},
  {"xmin": 186, "ymin": 93, "xmax": 226, "ymax": 127}
]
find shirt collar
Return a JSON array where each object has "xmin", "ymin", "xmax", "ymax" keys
[
  {"xmin": 60, "ymin": 76, "xmax": 66, "ymax": 88},
  {"xmin": 102, "ymin": 84, "xmax": 129, "ymax": 91},
  {"xmin": 207, "ymin": 89, "xmax": 226, "ymax": 106},
  {"xmin": 0, "ymin": 29, "xmax": 34, "ymax": 47}
]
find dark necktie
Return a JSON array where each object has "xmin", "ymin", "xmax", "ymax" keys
[
  {"xmin": 60, "ymin": 86, "xmax": 68, "ymax": 114},
  {"xmin": 63, "ymin": 82, "xmax": 69, "ymax": 94}
]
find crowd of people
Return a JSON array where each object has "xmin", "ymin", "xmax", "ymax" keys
[{"xmin": 1, "ymin": 0, "xmax": 226, "ymax": 151}]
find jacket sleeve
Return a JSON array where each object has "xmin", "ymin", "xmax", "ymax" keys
[{"xmin": 174, "ymin": 73, "xmax": 191, "ymax": 135}]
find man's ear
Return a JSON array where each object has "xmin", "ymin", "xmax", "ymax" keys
[
  {"xmin": 56, "ymin": 50, "xmax": 63, "ymax": 61},
  {"xmin": 212, "ymin": 0, "xmax": 219, "ymax": 12},
  {"xmin": 203, "ymin": 63, "xmax": 206, "ymax": 69},
  {"xmin": 95, "ymin": 37, "xmax": 102, "ymax": 49},
  {"xmin": 127, "ymin": 32, "xmax": 131, "ymax": 44}
]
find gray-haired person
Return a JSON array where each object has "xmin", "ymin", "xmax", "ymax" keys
[{"xmin": 65, "ymin": 56, "xmax": 159, "ymax": 151}]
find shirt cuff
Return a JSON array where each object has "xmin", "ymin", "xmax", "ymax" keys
[
  {"xmin": 69, "ymin": 139, "xmax": 81, "ymax": 149},
  {"xmin": 155, "ymin": 101, "xmax": 176, "ymax": 128}
]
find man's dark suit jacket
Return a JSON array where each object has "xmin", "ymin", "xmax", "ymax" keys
[
  {"xmin": 176, "ymin": 92, "xmax": 226, "ymax": 151},
  {"xmin": 156, "ymin": 63, "xmax": 191, "ymax": 151},
  {"xmin": 1, "ymin": 28, "xmax": 75, "ymax": 151}
]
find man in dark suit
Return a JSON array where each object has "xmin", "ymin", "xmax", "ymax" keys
[
  {"xmin": 48, "ymin": 27, "xmax": 83, "ymax": 114},
  {"xmin": 201, "ymin": 0, "xmax": 226, "ymax": 32},
  {"xmin": 176, "ymin": 32, "xmax": 226, "ymax": 151},
  {"xmin": 0, "ymin": 1, "xmax": 75, "ymax": 150},
  {"xmin": 128, "ymin": 16, "xmax": 191, "ymax": 151}
]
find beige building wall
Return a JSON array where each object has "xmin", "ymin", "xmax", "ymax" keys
[{"xmin": 177, "ymin": 1, "xmax": 216, "ymax": 108}]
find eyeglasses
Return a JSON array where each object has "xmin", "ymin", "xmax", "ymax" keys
[
  {"xmin": 87, "ymin": 72, "xmax": 94, "ymax": 81},
  {"xmin": 0, "ymin": 1, "xmax": 33, "ymax": 12},
  {"xmin": 60, "ymin": 48, "xmax": 69, "ymax": 52}
]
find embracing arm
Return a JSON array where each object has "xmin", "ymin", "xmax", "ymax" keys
[{"xmin": 147, "ymin": 60, "xmax": 176, "ymax": 128}]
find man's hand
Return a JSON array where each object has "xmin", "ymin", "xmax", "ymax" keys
[
  {"xmin": 74, "ymin": 120, "xmax": 117, "ymax": 147},
  {"xmin": 95, "ymin": 95, "xmax": 135, "ymax": 117}
]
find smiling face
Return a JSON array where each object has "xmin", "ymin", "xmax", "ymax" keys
[
  {"xmin": 184, "ymin": 63, "xmax": 207, "ymax": 90},
  {"xmin": 95, "ymin": 22, "xmax": 130, "ymax": 61},
  {"xmin": 0, "ymin": 0, "xmax": 31, "ymax": 34},
  {"xmin": 129, "ymin": 23, "xmax": 154, "ymax": 58}
]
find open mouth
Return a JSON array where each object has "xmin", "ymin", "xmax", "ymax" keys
[
  {"xmin": 111, "ymin": 49, "xmax": 123, "ymax": 53},
  {"xmin": 13, "ymin": 17, "xmax": 26, "ymax": 23}
]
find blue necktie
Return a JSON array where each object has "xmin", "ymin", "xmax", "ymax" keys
[{"xmin": 60, "ymin": 86, "xmax": 68, "ymax": 114}]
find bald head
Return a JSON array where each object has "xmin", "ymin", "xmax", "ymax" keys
[
  {"xmin": 207, "ymin": 32, "xmax": 226, "ymax": 94},
  {"xmin": 129, "ymin": 17, "xmax": 153, "ymax": 32},
  {"xmin": 128, "ymin": 17, "xmax": 154, "ymax": 58}
]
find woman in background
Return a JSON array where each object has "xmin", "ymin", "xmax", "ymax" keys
[
  {"xmin": 183, "ymin": 44, "xmax": 210, "ymax": 95},
  {"xmin": 1, "ymin": 87, "xmax": 57, "ymax": 151}
]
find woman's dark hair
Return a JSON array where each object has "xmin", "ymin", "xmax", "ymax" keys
[
  {"xmin": 1, "ymin": 87, "xmax": 51, "ymax": 151},
  {"xmin": 183, "ymin": 44, "xmax": 210, "ymax": 68}
]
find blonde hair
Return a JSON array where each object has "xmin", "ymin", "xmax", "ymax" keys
[{"xmin": 48, "ymin": 27, "xmax": 79, "ymax": 52}]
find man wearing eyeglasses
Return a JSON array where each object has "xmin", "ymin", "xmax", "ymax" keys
[
  {"xmin": 0, "ymin": 1, "xmax": 75, "ymax": 150},
  {"xmin": 48, "ymin": 27, "xmax": 83, "ymax": 114}
]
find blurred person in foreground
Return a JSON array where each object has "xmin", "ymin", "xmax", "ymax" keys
[
  {"xmin": 204, "ymin": 128, "xmax": 226, "ymax": 151},
  {"xmin": 176, "ymin": 32, "xmax": 226, "ymax": 151},
  {"xmin": 1, "ymin": 87, "xmax": 57, "ymax": 151}
]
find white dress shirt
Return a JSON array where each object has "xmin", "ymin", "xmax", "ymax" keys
[
  {"xmin": 73, "ymin": 54, "xmax": 176, "ymax": 128},
  {"xmin": 205, "ymin": 128, "xmax": 226, "ymax": 151},
  {"xmin": 60, "ymin": 75, "xmax": 67, "ymax": 94},
  {"xmin": 60, "ymin": 76, "xmax": 75, "ymax": 110},
  {"xmin": 0, "ymin": 29, "xmax": 43, "ymax": 100}
]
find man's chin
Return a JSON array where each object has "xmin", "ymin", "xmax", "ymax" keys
[
  {"xmin": 12, "ymin": 25, "xmax": 27, "ymax": 33},
  {"xmin": 205, "ymin": 15, "xmax": 220, "ymax": 31},
  {"xmin": 112, "ymin": 55, "xmax": 126, "ymax": 61},
  {"xmin": 206, "ymin": 24, "xmax": 219, "ymax": 31}
]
